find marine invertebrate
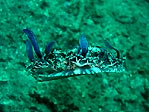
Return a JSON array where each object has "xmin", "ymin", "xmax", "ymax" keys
[{"xmin": 23, "ymin": 29, "xmax": 126, "ymax": 82}]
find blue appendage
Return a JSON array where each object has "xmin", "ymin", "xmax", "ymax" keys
[
  {"xmin": 104, "ymin": 40, "xmax": 114, "ymax": 49},
  {"xmin": 23, "ymin": 29, "xmax": 42, "ymax": 59},
  {"xmin": 45, "ymin": 41, "xmax": 56, "ymax": 55},
  {"xmin": 26, "ymin": 39, "xmax": 34, "ymax": 62},
  {"xmin": 104, "ymin": 40, "xmax": 120, "ymax": 58},
  {"xmin": 79, "ymin": 34, "xmax": 88, "ymax": 56}
]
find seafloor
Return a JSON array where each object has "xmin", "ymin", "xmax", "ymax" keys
[{"xmin": 0, "ymin": 0, "xmax": 149, "ymax": 112}]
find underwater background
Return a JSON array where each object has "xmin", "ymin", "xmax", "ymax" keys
[{"xmin": 0, "ymin": 0, "xmax": 149, "ymax": 112}]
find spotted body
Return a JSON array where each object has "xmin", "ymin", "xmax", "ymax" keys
[
  {"xmin": 26, "ymin": 46, "xmax": 125, "ymax": 81},
  {"xmin": 23, "ymin": 29, "xmax": 126, "ymax": 82}
]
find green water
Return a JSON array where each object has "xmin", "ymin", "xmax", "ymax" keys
[{"xmin": 0, "ymin": 0, "xmax": 149, "ymax": 112}]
